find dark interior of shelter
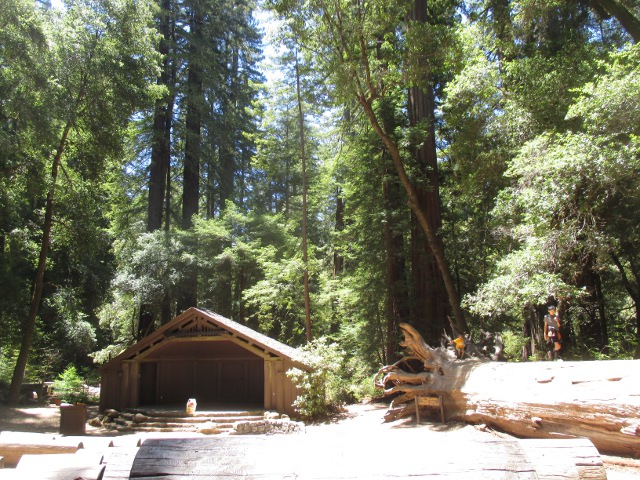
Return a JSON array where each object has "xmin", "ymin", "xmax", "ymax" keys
[{"xmin": 137, "ymin": 339, "xmax": 264, "ymax": 407}]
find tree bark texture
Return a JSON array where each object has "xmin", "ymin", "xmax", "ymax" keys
[
  {"xmin": 148, "ymin": 0, "xmax": 174, "ymax": 232},
  {"xmin": 358, "ymin": 96, "xmax": 468, "ymax": 335},
  {"xmin": 218, "ymin": 48, "xmax": 240, "ymax": 211},
  {"xmin": 176, "ymin": 2, "xmax": 203, "ymax": 314},
  {"xmin": 383, "ymin": 160, "xmax": 410, "ymax": 364},
  {"xmin": 376, "ymin": 323, "xmax": 640, "ymax": 457},
  {"xmin": 408, "ymin": 0, "xmax": 449, "ymax": 345}
]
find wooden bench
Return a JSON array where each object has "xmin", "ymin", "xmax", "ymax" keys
[
  {"xmin": 0, "ymin": 434, "xmax": 82, "ymax": 468},
  {"xmin": 15, "ymin": 452, "xmax": 105, "ymax": 480},
  {"xmin": 0, "ymin": 432, "xmax": 141, "ymax": 480},
  {"xmin": 415, "ymin": 393, "xmax": 445, "ymax": 424}
]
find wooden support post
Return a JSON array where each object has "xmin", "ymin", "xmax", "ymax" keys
[{"xmin": 415, "ymin": 394, "xmax": 445, "ymax": 424}]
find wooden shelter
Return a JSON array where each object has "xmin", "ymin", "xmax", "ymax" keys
[{"xmin": 99, "ymin": 308, "xmax": 306, "ymax": 416}]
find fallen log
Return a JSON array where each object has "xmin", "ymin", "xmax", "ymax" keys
[
  {"xmin": 128, "ymin": 435, "xmax": 605, "ymax": 479},
  {"xmin": 375, "ymin": 323, "xmax": 640, "ymax": 457}
]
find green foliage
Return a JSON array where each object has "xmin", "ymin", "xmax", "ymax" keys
[
  {"xmin": 0, "ymin": 349, "xmax": 18, "ymax": 386},
  {"xmin": 500, "ymin": 330, "xmax": 529, "ymax": 362},
  {"xmin": 3, "ymin": 0, "xmax": 640, "ymax": 399},
  {"xmin": 53, "ymin": 365, "xmax": 88, "ymax": 404},
  {"xmin": 287, "ymin": 338, "xmax": 368, "ymax": 420}
]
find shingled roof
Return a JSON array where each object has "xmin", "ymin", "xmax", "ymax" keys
[{"xmin": 101, "ymin": 307, "xmax": 303, "ymax": 367}]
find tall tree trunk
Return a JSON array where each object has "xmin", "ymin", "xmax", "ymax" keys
[
  {"xmin": 205, "ymin": 145, "xmax": 216, "ymax": 219},
  {"xmin": 376, "ymin": 96, "xmax": 410, "ymax": 363},
  {"xmin": 8, "ymin": 120, "xmax": 73, "ymax": 405},
  {"xmin": 333, "ymin": 191, "xmax": 345, "ymax": 277},
  {"xmin": 383, "ymin": 164, "xmax": 410, "ymax": 364},
  {"xmin": 357, "ymin": 94, "xmax": 468, "ymax": 334},
  {"xmin": 593, "ymin": 270, "xmax": 609, "ymax": 350},
  {"xmin": 295, "ymin": 56, "xmax": 312, "ymax": 343},
  {"xmin": 148, "ymin": 0, "xmax": 174, "ymax": 232},
  {"xmin": 408, "ymin": 0, "xmax": 450, "ymax": 344},
  {"xmin": 488, "ymin": 0, "xmax": 515, "ymax": 62},
  {"xmin": 575, "ymin": 257, "xmax": 608, "ymax": 352},
  {"xmin": 177, "ymin": 3, "xmax": 203, "ymax": 314},
  {"xmin": 611, "ymin": 252, "xmax": 640, "ymax": 359},
  {"xmin": 284, "ymin": 124, "xmax": 291, "ymax": 217},
  {"xmin": 143, "ymin": 0, "xmax": 174, "ymax": 331},
  {"xmin": 219, "ymin": 48, "xmax": 239, "ymax": 211}
]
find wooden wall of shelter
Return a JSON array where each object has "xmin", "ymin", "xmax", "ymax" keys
[{"xmin": 99, "ymin": 308, "xmax": 306, "ymax": 416}]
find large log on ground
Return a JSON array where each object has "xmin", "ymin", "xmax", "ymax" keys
[
  {"xmin": 129, "ymin": 436, "xmax": 605, "ymax": 479},
  {"xmin": 376, "ymin": 323, "xmax": 640, "ymax": 457},
  {"xmin": 450, "ymin": 359, "xmax": 640, "ymax": 457}
]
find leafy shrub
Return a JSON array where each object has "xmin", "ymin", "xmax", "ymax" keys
[
  {"xmin": 501, "ymin": 330, "xmax": 529, "ymax": 361},
  {"xmin": 287, "ymin": 338, "xmax": 355, "ymax": 420},
  {"xmin": 53, "ymin": 366, "xmax": 88, "ymax": 404}
]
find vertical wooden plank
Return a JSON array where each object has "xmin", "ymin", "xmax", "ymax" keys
[
  {"xmin": 129, "ymin": 361, "xmax": 140, "ymax": 407},
  {"xmin": 120, "ymin": 363, "xmax": 131, "ymax": 409},
  {"xmin": 281, "ymin": 359, "xmax": 290, "ymax": 414},
  {"xmin": 99, "ymin": 372, "xmax": 109, "ymax": 410},
  {"xmin": 264, "ymin": 359, "xmax": 275, "ymax": 411},
  {"xmin": 275, "ymin": 359, "xmax": 285, "ymax": 413}
]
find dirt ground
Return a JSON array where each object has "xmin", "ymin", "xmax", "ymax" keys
[{"xmin": 0, "ymin": 402, "xmax": 639, "ymax": 478}]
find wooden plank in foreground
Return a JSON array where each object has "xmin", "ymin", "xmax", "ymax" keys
[
  {"xmin": 102, "ymin": 447, "xmax": 141, "ymax": 480},
  {"xmin": 129, "ymin": 435, "xmax": 605, "ymax": 479}
]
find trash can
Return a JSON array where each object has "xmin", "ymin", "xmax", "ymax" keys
[{"xmin": 59, "ymin": 403, "xmax": 87, "ymax": 435}]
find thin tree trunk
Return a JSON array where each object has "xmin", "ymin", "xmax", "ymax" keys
[
  {"xmin": 8, "ymin": 120, "xmax": 72, "ymax": 405},
  {"xmin": 295, "ymin": 56, "xmax": 312, "ymax": 342},
  {"xmin": 592, "ymin": 0, "xmax": 640, "ymax": 42},
  {"xmin": 350, "ymin": 0, "xmax": 468, "ymax": 335},
  {"xmin": 333, "ymin": 191, "xmax": 345, "ymax": 277},
  {"xmin": 593, "ymin": 270, "xmax": 609, "ymax": 350}
]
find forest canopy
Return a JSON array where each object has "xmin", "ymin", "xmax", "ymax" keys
[{"xmin": 1, "ymin": 0, "xmax": 639, "ymax": 403}]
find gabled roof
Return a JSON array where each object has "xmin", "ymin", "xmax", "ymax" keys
[{"xmin": 101, "ymin": 307, "xmax": 302, "ymax": 368}]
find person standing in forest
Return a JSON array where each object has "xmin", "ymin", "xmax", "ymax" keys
[{"xmin": 543, "ymin": 305, "xmax": 562, "ymax": 360}]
